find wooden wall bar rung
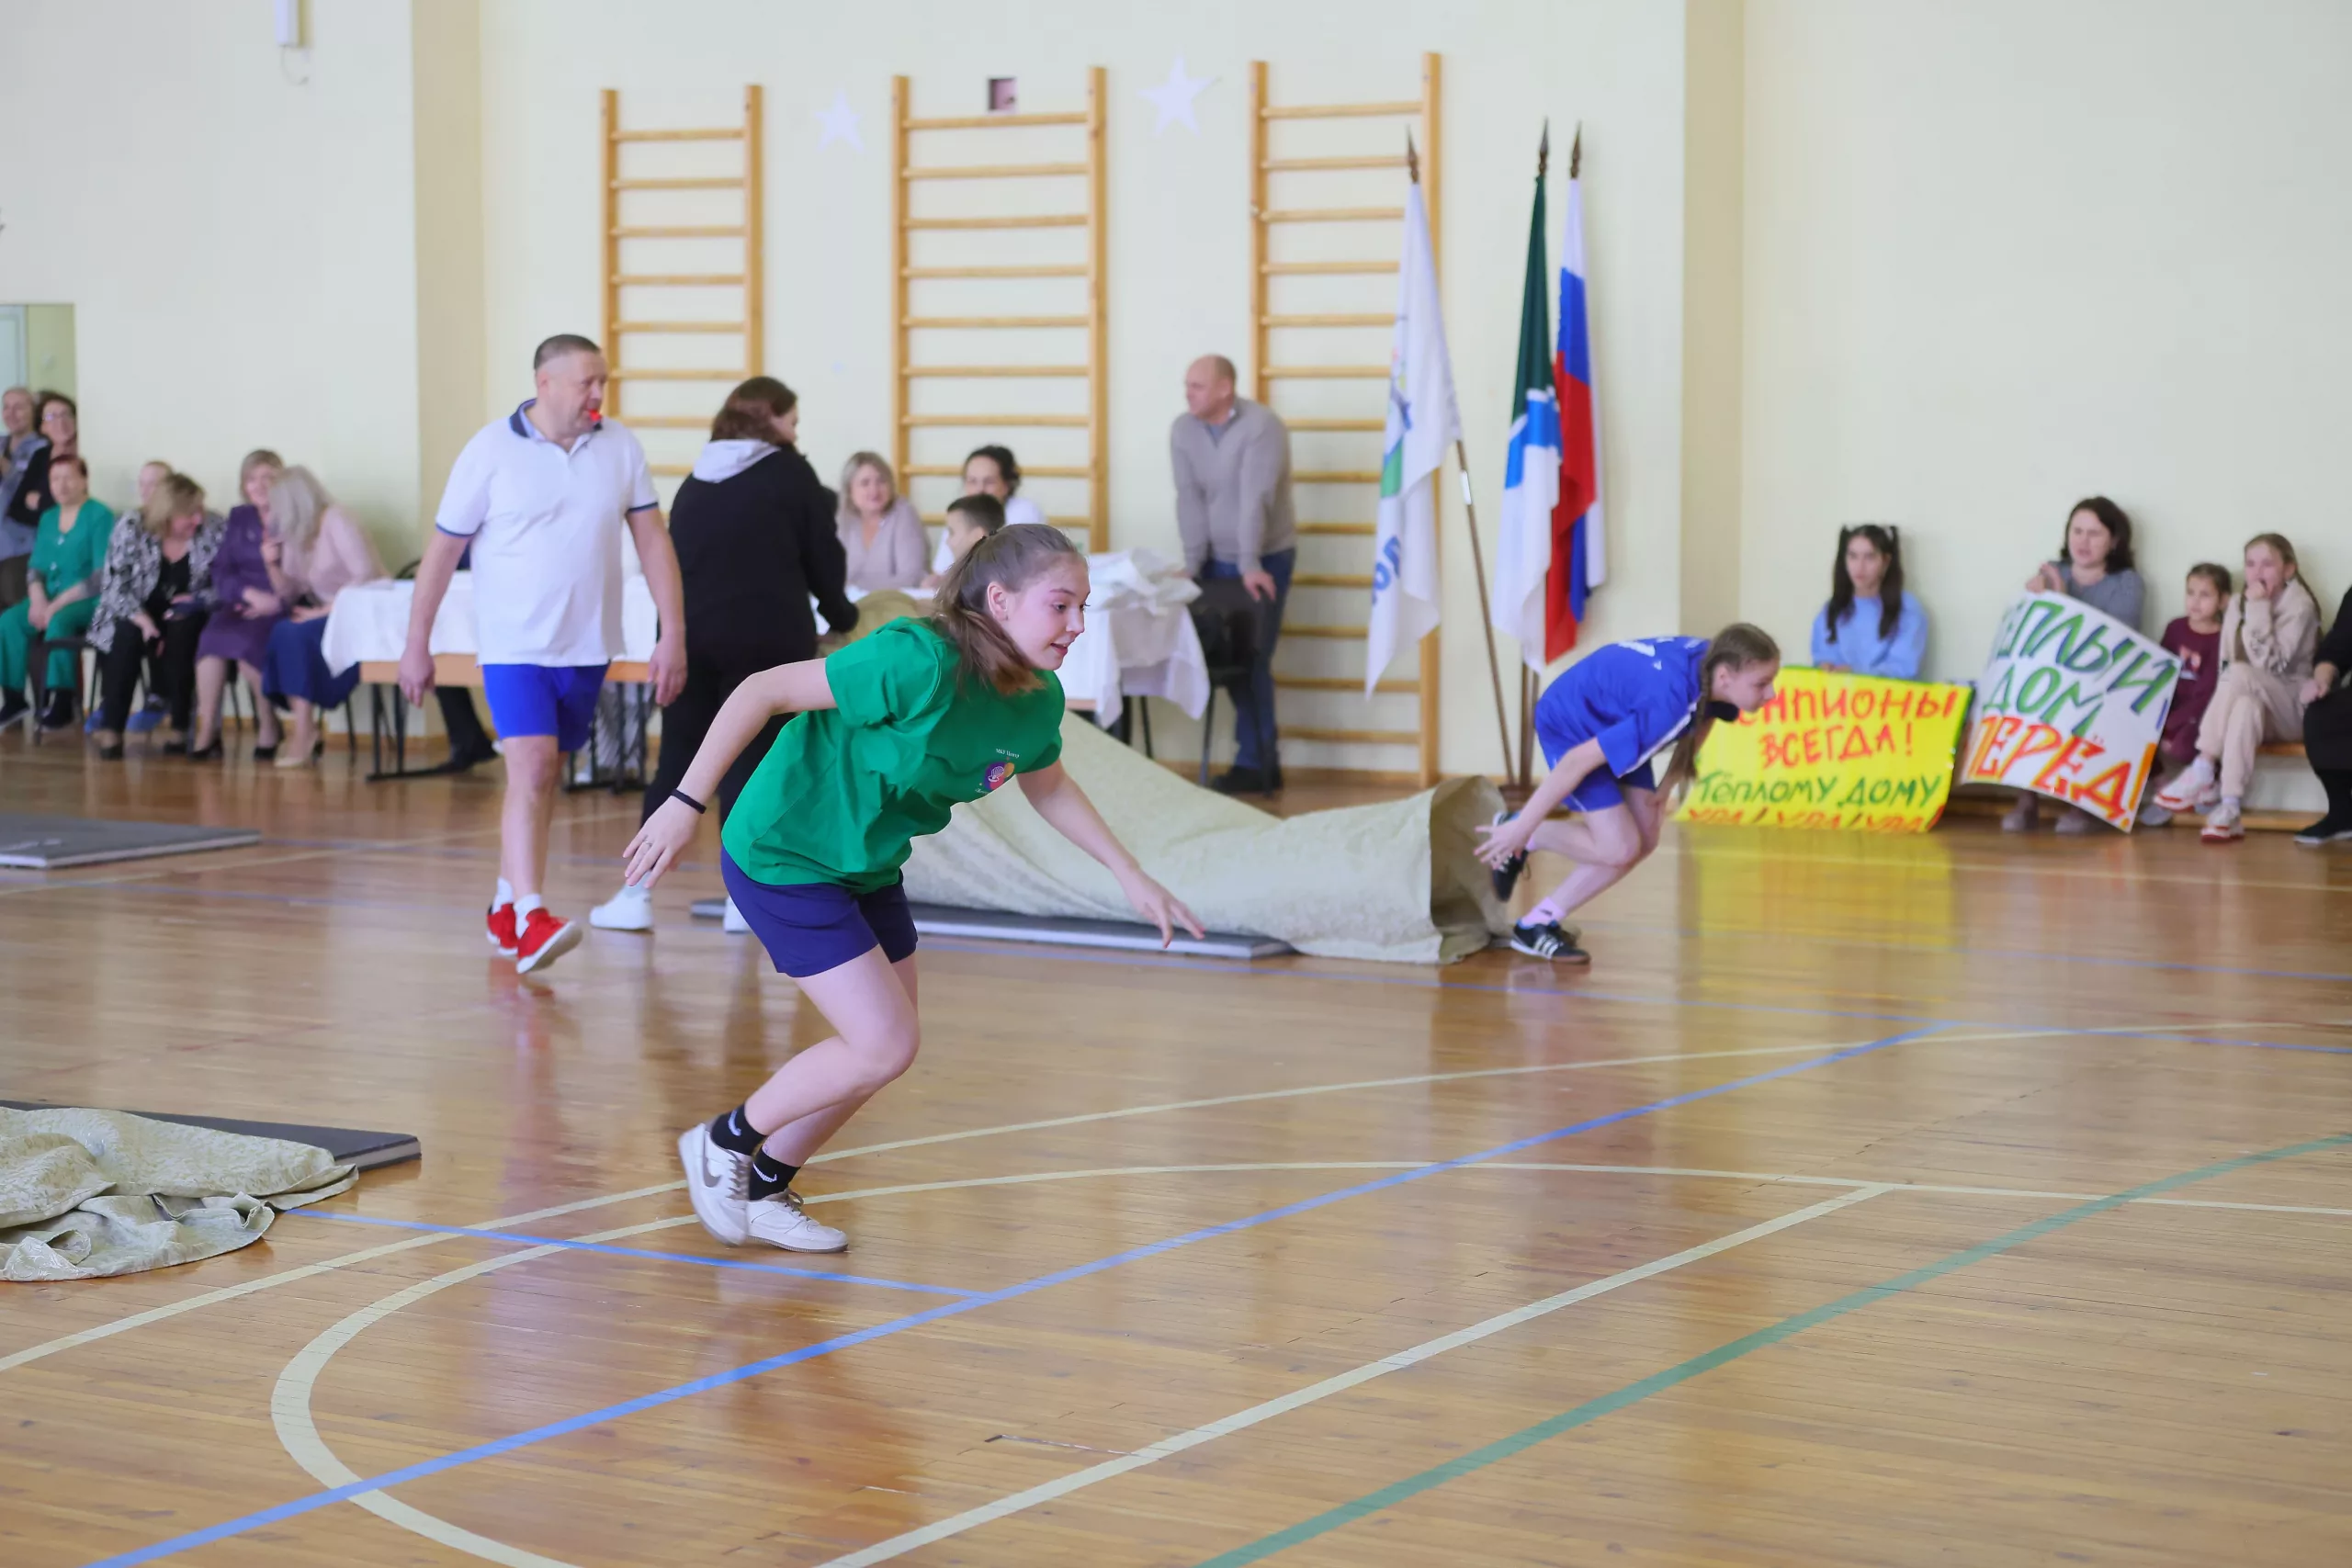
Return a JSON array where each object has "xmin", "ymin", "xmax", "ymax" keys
[
  {"xmin": 616, "ymin": 273, "xmax": 743, "ymax": 287},
  {"xmin": 1264, "ymin": 365, "xmax": 1388, "ymax": 378},
  {"xmin": 907, "ymin": 110, "xmax": 1089, "ymax": 130},
  {"xmin": 1265, "ymin": 207, "xmax": 1406, "ymax": 224},
  {"xmin": 615, "ymin": 126, "xmax": 743, "ymax": 142},
  {"xmin": 906, "ymin": 213, "xmax": 1088, "ymax": 231},
  {"xmin": 628, "ymin": 415, "xmax": 720, "ymax": 430},
  {"xmin": 1278, "ymin": 726, "xmax": 1418, "ymax": 745},
  {"xmin": 1261, "ymin": 261, "xmax": 1396, "ymax": 276},
  {"xmin": 920, "ymin": 513, "xmax": 1094, "ymax": 527},
  {"xmin": 1283, "ymin": 625, "xmax": 1371, "ymax": 639},
  {"xmin": 1262, "ymin": 154, "xmax": 1410, "ymax": 172},
  {"xmin": 1261, "ymin": 100, "xmax": 1422, "ymax": 120},
  {"xmin": 650, "ymin": 463, "xmax": 692, "ymax": 477},
  {"xmin": 1267, "ymin": 312, "xmax": 1392, "ymax": 327},
  {"xmin": 904, "ymin": 313, "xmax": 1089, "ymax": 329},
  {"xmin": 613, "ymin": 176, "xmax": 745, "ymax": 191},
  {"xmin": 607, "ymin": 367, "xmax": 745, "ymax": 381},
  {"xmin": 616, "ymin": 321, "xmax": 746, "ymax": 333},
  {"xmin": 904, "ymin": 264, "xmax": 1089, "ymax": 279},
  {"xmin": 908, "ymin": 365, "xmax": 1089, "ymax": 378},
  {"xmin": 1297, "ymin": 522, "xmax": 1376, "ymax": 536},
  {"xmin": 612, "ymin": 225, "xmax": 746, "ymax": 238},
  {"xmin": 906, "ymin": 463, "xmax": 1091, "ymax": 479},
  {"xmin": 1278, "ymin": 676, "xmax": 1419, "ymax": 694},
  {"xmin": 901, "ymin": 412, "xmax": 1089, "ymax": 427},
  {"xmin": 907, "ymin": 162, "xmax": 1090, "ymax": 181},
  {"xmin": 1293, "ymin": 572, "xmax": 1375, "ymax": 590},
  {"xmin": 1294, "ymin": 469, "xmax": 1384, "ymax": 483},
  {"xmin": 1287, "ymin": 417, "xmax": 1385, "ymax": 433}
]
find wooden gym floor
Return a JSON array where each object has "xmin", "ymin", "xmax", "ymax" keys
[{"xmin": 5, "ymin": 728, "xmax": 2351, "ymax": 1567}]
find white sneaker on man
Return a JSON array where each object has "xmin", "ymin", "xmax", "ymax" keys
[
  {"xmin": 590, "ymin": 883, "xmax": 654, "ymax": 931},
  {"xmin": 677, "ymin": 1123, "xmax": 752, "ymax": 1246},
  {"xmin": 722, "ymin": 897, "xmax": 751, "ymax": 933},
  {"xmin": 746, "ymin": 1190, "xmax": 847, "ymax": 1252}
]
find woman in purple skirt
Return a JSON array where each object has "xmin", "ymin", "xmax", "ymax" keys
[{"xmin": 190, "ymin": 448, "xmax": 287, "ymax": 758}]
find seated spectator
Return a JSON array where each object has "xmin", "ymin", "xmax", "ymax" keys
[
  {"xmin": 836, "ymin": 450, "xmax": 926, "ymax": 592},
  {"xmin": 88, "ymin": 471, "xmax": 220, "ymax": 759},
  {"xmin": 0, "ymin": 455, "xmax": 115, "ymax": 731},
  {"xmin": 930, "ymin": 444, "xmax": 1044, "ymax": 581},
  {"xmin": 1809, "ymin": 524, "xmax": 1927, "ymax": 679},
  {"xmin": 0, "ymin": 385, "xmax": 47, "ymax": 608},
  {"xmin": 2295, "ymin": 583, "xmax": 2352, "ymax": 846},
  {"xmin": 260, "ymin": 466, "xmax": 387, "ymax": 766},
  {"xmin": 2155, "ymin": 533, "xmax": 2323, "ymax": 841},
  {"xmin": 2138, "ymin": 562, "xmax": 2231, "ymax": 827},
  {"xmin": 2006, "ymin": 496, "xmax": 2145, "ymax": 833},
  {"xmin": 191, "ymin": 448, "xmax": 288, "ymax": 759}
]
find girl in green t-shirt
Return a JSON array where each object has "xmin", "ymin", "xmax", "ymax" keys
[{"xmin": 626, "ymin": 524, "xmax": 1202, "ymax": 1254}]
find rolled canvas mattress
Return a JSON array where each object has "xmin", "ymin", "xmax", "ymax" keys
[{"xmin": 902, "ymin": 715, "xmax": 1511, "ymax": 964}]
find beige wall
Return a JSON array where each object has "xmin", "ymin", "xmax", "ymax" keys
[
  {"xmin": 22, "ymin": 304, "xmax": 77, "ymax": 400},
  {"xmin": 472, "ymin": 1, "xmax": 1703, "ymax": 776},
  {"xmin": 1741, "ymin": 0, "xmax": 2352, "ymax": 677},
  {"xmin": 0, "ymin": 0, "xmax": 425, "ymax": 558}
]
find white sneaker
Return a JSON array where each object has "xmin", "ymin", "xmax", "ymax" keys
[
  {"xmin": 2155, "ymin": 757, "xmax": 2218, "ymax": 813},
  {"xmin": 590, "ymin": 883, "xmax": 654, "ymax": 931},
  {"xmin": 722, "ymin": 897, "xmax": 751, "ymax": 933},
  {"xmin": 677, "ymin": 1122, "xmax": 752, "ymax": 1246},
  {"xmin": 746, "ymin": 1190, "xmax": 847, "ymax": 1253}
]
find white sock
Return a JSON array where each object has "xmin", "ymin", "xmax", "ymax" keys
[
  {"xmin": 494, "ymin": 877, "xmax": 514, "ymax": 909},
  {"xmin": 1527, "ymin": 895, "xmax": 1571, "ymax": 927},
  {"xmin": 516, "ymin": 893, "xmax": 546, "ymax": 919}
]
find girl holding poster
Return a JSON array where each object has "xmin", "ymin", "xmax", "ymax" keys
[
  {"xmin": 2006, "ymin": 497, "xmax": 2146, "ymax": 833},
  {"xmin": 1479, "ymin": 625, "xmax": 1781, "ymax": 964}
]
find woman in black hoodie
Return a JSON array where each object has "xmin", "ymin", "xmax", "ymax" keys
[{"xmin": 593, "ymin": 377, "xmax": 856, "ymax": 931}]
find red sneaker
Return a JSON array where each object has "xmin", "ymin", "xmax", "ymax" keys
[
  {"xmin": 514, "ymin": 907, "xmax": 582, "ymax": 974},
  {"xmin": 486, "ymin": 903, "xmax": 519, "ymax": 958}
]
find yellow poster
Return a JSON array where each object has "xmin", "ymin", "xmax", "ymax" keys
[{"xmin": 1673, "ymin": 668, "xmax": 1972, "ymax": 833}]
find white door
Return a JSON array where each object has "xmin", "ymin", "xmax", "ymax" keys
[{"xmin": 0, "ymin": 307, "xmax": 26, "ymax": 390}]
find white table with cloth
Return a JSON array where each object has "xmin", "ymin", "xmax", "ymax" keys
[{"xmin": 322, "ymin": 551, "xmax": 1208, "ymax": 777}]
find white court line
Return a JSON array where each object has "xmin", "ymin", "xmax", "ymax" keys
[
  {"xmin": 810, "ymin": 1185, "xmax": 1894, "ymax": 1567},
  {"xmin": 0, "ymin": 1036, "xmax": 1869, "ymax": 1377}
]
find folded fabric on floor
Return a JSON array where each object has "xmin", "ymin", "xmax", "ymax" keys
[
  {"xmin": 903, "ymin": 714, "xmax": 1510, "ymax": 964},
  {"xmin": 0, "ymin": 1107, "xmax": 356, "ymax": 1281}
]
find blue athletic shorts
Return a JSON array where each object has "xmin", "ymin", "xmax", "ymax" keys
[
  {"xmin": 721, "ymin": 851, "xmax": 920, "ymax": 977},
  {"xmin": 480, "ymin": 663, "xmax": 607, "ymax": 751},
  {"xmin": 1535, "ymin": 720, "xmax": 1657, "ymax": 814}
]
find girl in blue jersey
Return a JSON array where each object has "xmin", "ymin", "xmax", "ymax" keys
[{"xmin": 1478, "ymin": 624, "xmax": 1780, "ymax": 964}]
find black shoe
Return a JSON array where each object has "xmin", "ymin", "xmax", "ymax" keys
[
  {"xmin": 252, "ymin": 739, "xmax": 279, "ymax": 760},
  {"xmin": 445, "ymin": 741, "xmax": 499, "ymax": 772},
  {"xmin": 36, "ymin": 691, "xmax": 75, "ymax": 731},
  {"xmin": 2293, "ymin": 814, "xmax": 2352, "ymax": 847},
  {"xmin": 97, "ymin": 739, "xmax": 125, "ymax": 761},
  {"xmin": 1211, "ymin": 766, "xmax": 1268, "ymax": 795},
  {"xmin": 0, "ymin": 692, "xmax": 27, "ymax": 731},
  {"xmin": 1510, "ymin": 919, "xmax": 1589, "ymax": 964},
  {"xmin": 1488, "ymin": 810, "xmax": 1529, "ymax": 901},
  {"xmin": 188, "ymin": 738, "xmax": 224, "ymax": 761}
]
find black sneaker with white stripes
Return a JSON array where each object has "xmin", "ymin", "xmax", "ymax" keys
[
  {"xmin": 2293, "ymin": 813, "xmax": 2352, "ymax": 847},
  {"xmin": 1510, "ymin": 919, "xmax": 1589, "ymax": 964},
  {"xmin": 1488, "ymin": 810, "xmax": 1528, "ymax": 901}
]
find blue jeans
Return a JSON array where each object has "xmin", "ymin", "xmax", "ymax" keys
[{"xmin": 1200, "ymin": 548, "xmax": 1294, "ymax": 773}]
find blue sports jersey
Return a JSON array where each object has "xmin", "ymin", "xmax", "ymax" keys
[{"xmin": 1532, "ymin": 636, "xmax": 1709, "ymax": 777}]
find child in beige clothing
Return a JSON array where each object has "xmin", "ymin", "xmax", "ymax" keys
[{"xmin": 2155, "ymin": 533, "xmax": 2322, "ymax": 840}]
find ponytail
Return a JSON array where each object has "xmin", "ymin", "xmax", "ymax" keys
[
  {"xmin": 1659, "ymin": 622, "xmax": 1781, "ymax": 800},
  {"xmin": 930, "ymin": 523, "xmax": 1087, "ymax": 695}
]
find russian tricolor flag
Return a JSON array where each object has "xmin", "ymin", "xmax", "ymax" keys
[{"xmin": 1549, "ymin": 155, "xmax": 1604, "ymax": 660}]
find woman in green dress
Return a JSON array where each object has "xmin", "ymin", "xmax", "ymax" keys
[{"xmin": 0, "ymin": 455, "xmax": 116, "ymax": 730}]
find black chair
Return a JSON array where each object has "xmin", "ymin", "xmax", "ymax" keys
[
  {"xmin": 25, "ymin": 634, "xmax": 94, "ymax": 745},
  {"xmin": 1186, "ymin": 578, "xmax": 1277, "ymax": 788}
]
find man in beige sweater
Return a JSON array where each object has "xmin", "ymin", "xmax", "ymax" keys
[{"xmin": 1170, "ymin": 355, "xmax": 1295, "ymax": 794}]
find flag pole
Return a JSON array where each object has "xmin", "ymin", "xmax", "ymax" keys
[{"xmin": 1406, "ymin": 130, "xmax": 1518, "ymax": 783}]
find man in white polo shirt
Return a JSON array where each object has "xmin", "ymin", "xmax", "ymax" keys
[{"xmin": 401, "ymin": 333, "xmax": 685, "ymax": 974}]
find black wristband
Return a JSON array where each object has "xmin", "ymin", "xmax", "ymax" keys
[{"xmin": 672, "ymin": 788, "xmax": 708, "ymax": 815}]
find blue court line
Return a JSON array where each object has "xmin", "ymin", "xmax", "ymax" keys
[
  {"xmin": 286, "ymin": 1210, "xmax": 978, "ymax": 1297},
  {"xmin": 1194, "ymin": 1129, "xmax": 2352, "ymax": 1566},
  {"xmin": 78, "ymin": 1023, "xmax": 1942, "ymax": 1567}
]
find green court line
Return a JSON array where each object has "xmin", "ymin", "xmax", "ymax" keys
[{"xmin": 1197, "ymin": 1131, "xmax": 2352, "ymax": 1567}]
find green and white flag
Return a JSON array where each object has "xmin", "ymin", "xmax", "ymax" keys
[{"xmin": 1367, "ymin": 180, "xmax": 1461, "ymax": 695}]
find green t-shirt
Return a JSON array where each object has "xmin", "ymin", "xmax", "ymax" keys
[{"xmin": 722, "ymin": 618, "xmax": 1066, "ymax": 892}]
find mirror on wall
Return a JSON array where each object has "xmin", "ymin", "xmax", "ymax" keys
[{"xmin": 0, "ymin": 304, "xmax": 76, "ymax": 399}]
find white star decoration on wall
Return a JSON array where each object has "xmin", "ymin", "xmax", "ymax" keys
[
  {"xmin": 815, "ymin": 89, "xmax": 864, "ymax": 152},
  {"xmin": 1139, "ymin": 57, "xmax": 1214, "ymax": 136}
]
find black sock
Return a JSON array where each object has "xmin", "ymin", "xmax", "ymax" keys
[
  {"xmin": 748, "ymin": 1152, "xmax": 799, "ymax": 1201},
  {"xmin": 707, "ymin": 1106, "xmax": 764, "ymax": 1156}
]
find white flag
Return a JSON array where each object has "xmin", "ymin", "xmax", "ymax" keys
[{"xmin": 1366, "ymin": 182, "xmax": 1461, "ymax": 695}]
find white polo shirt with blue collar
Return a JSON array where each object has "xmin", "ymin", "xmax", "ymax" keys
[{"xmin": 434, "ymin": 400, "xmax": 658, "ymax": 667}]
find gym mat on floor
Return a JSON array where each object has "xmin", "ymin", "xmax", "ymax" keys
[
  {"xmin": 0, "ymin": 815, "xmax": 261, "ymax": 869},
  {"xmin": 0, "ymin": 1101, "xmax": 420, "ymax": 1169}
]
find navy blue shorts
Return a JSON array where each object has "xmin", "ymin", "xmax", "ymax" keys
[
  {"xmin": 1534, "ymin": 721, "xmax": 1657, "ymax": 813},
  {"xmin": 721, "ymin": 851, "xmax": 920, "ymax": 977},
  {"xmin": 481, "ymin": 663, "xmax": 607, "ymax": 751}
]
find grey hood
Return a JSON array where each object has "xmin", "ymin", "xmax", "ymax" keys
[{"xmin": 692, "ymin": 439, "xmax": 779, "ymax": 483}]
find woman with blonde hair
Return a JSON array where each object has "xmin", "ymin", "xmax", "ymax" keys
[
  {"xmin": 260, "ymin": 465, "xmax": 386, "ymax": 765},
  {"xmin": 87, "ymin": 472, "xmax": 223, "ymax": 757},
  {"xmin": 2155, "ymin": 532, "xmax": 2324, "ymax": 840},
  {"xmin": 836, "ymin": 450, "xmax": 927, "ymax": 592},
  {"xmin": 191, "ymin": 447, "xmax": 288, "ymax": 758}
]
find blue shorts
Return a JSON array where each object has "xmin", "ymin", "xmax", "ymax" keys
[
  {"xmin": 721, "ymin": 851, "xmax": 920, "ymax": 978},
  {"xmin": 1535, "ymin": 723, "xmax": 1657, "ymax": 814},
  {"xmin": 481, "ymin": 663, "xmax": 607, "ymax": 751}
]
